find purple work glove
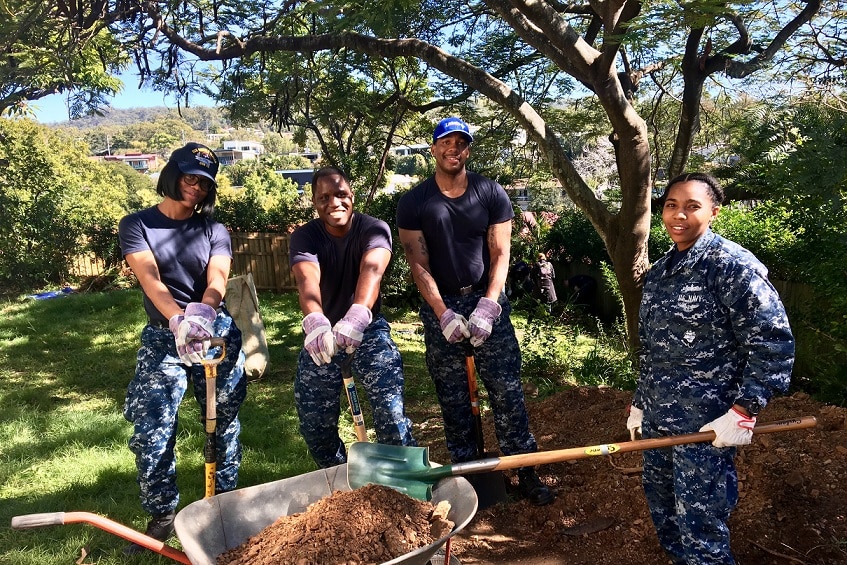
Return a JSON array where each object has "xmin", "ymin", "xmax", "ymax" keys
[
  {"xmin": 333, "ymin": 304, "xmax": 372, "ymax": 353},
  {"xmin": 168, "ymin": 313, "xmax": 184, "ymax": 345},
  {"xmin": 303, "ymin": 312, "xmax": 337, "ymax": 366},
  {"xmin": 699, "ymin": 407, "xmax": 757, "ymax": 447},
  {"xmin": 176, "ymin": 302, "xmax": 216, "ymax": 365},
  {"xmin": 468, "ymin": 297, "xmax": 502, "ymax": 347},
  {"xmin": 439, "ymin": 308, "xmax": 470, "ymax": 344}
]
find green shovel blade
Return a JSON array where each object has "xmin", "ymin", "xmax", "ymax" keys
[{"xmin": 347, "ymin": 442, "xmax": 455, "ymax": 501}]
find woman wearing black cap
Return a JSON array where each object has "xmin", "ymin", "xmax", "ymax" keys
[{"xmin": 117, "ymin": 142, "xmax": 246, "ymax": 554}]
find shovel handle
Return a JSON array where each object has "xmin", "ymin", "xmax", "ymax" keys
[
  {"xmin": 202, "ymin": 338, "xmax": 224, "ymax": 498},
  {"xmin": 465, "ymin": 353, "xmax": 486, "ymax": 457},
  {"xmin": 470, "ymin": 416, "xmax": 818, "ymax": 473},
  {"xmin": 342, "ymin": 356, "xmax": 368, "ymax": 442},
  {"xmin": 11, "ymin": 511, "xmax": 191, "ymax": 564}
]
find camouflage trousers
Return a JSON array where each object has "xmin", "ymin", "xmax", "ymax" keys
[
  {"xmin": 294, "ymin": 315, "xmax": 416, "ymax": 468},
  {"xmin": 642, "ymin": 420, "xmax": 738, "ymax": 564},
  {"xmin": 419, "ymin": 291, "xmax": 538, "ymax": 463},
  {"xmin": 124, "ymin": 310, "xmax": 246, "ymax": 516}
]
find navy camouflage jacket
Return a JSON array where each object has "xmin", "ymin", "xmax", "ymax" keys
[{"xmin": 634, "ymin": 230, "xmax": 794, "ymax": 434}]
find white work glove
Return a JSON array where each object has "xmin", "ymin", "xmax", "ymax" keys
[
  {"xmin": 626, "ymin": 405, "xmax": 643, "ymax": 441},
  {"xmin": 332, "ymin": 304, "xmax": 372, "ymax": 353},
  {"xmin": 302, "ymin": 312, "xmax": 337, "ymax": 365},
  {"xmin": 439, "ymin": 308, "xmax": 470, "ymax": 343},
  {"xmin": 175, "ymin": 302, "xmax": 216, "ymax": 365},
  {"xmin": 699, "ymin": 407, "xmax": 757, "ymax": 448},
  {"xmin": 468, "ymin": 297, "xmax": 502, "ymax": 347}
]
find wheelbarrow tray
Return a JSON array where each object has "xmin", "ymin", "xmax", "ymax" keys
[{"xmin": 175, "ymin": 463, "xmax": 478, "ymax": 565}]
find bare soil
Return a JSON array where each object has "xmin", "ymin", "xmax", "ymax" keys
[
  {"xmin": 422, "ymin": 387, "xmax": 847, "ymax": 565},
  {"xmin": 219, "ymin": 386, "xmax": 847, "ymax": 565}
]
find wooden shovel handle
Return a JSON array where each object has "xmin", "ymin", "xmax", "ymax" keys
[
  {"xmin": 487, "ymin": 416, "xmax": 817, "ymax": 472},
  {"xmin": 201, "ymin": 338, "xmax": 224, "ymax": 498},
  {"xmin": 342, "ymin": 356, "xmax": 368, "ymax": 442},
  {"xmin": 465, "ymin": 353, "xmax": 486, "ymax": 456}
]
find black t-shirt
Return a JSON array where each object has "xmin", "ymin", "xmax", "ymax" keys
[
  {"xmin": 118, "ymin": 206, "xmax": 231, "ymax": 324},
  {"xmin": 396, "ymin": 172, "xmax": 514, "ymax": 292},
  {"xmin": 289, "ymin": 213, "xmax": 391, "ymax": 325}
]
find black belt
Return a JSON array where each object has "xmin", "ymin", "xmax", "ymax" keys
[{"xmin": 444, "ymin": 281, "xmax": 486, "ymax": 297}]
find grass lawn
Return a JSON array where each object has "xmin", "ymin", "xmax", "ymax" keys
[{"xmin": 0, "ymin": 288, "xmax": 620, "ymax": 564}]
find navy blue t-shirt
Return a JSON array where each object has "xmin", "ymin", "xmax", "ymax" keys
[
  {"xmin": 118, "ymin": 206, "xmax": 232, "ymax": 324},
  {"xmin": 289, "ymin": 213, "xmax": 391, "ymax": 325},
  {"xmin": 396, "ymin": 172, "xmax": 514, "ymax": 293}
]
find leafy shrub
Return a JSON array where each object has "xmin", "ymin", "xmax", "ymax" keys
[
  {"xmin": 364, "ymin": 190, "xmax": 420, "ymax": 307},
  {"xmin": 0, "ymin": 119, "xmax": 126, "ymax": 290},
  {"xmin": 545, "ymin": 209, "xmax": 609, "ymax": 265},
  {"xmin": 215, "ymin": 170, "xmax": 313, "ymax": 233}
]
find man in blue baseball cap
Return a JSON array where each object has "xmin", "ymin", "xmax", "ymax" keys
[
  {"xmin": 433, "ymin": 116, "xmax": 474, "ymax": 143},
  {"xmin": 397, "ymin": 116, "xmax": 555, "ymax": 506}
]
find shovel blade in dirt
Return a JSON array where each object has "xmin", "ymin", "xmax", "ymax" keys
[{"xmin": 347, "ymin": 416, "xmax": 817, "ymax": 500}]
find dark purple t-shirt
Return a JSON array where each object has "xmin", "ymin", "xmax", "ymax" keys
[
  {"xmin": 118, "ymin": 206, "xmax": 232, "ymax": 324},
  {"xmin": 395, "ymin": 171, "xmax": 514, "ymax": 294},
  {"xmin": 289, "ymin": 213, "xmax": 391, "ymax": 325}
]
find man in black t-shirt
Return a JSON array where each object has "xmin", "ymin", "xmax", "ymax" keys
[
  {"xmin": 289, "ymin": 167, "xmax": 416, "ymax": 468},
  {"xmin": 397, "ymin": 117, "xmax": 554, "ymax": 506}
]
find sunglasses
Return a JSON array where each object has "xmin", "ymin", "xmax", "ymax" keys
[{"xmin": 182, "ymin": 174, "xmax": 213, "ymax": 192}]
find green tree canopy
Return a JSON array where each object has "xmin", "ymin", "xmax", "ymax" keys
[
  {"xmin": 0, "ymin": 118, "xmax": 129, "ymax": 287},
  {"xmin": 5, "ymin": 0, "xmax": 846, "ymax": 344}
]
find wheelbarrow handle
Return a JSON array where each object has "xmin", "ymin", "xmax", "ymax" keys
[{"xmin": 11, "ymin": 511, "xmax": 191, "ymax": 564}]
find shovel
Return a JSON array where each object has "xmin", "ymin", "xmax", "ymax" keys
[
  {"xmin": 201, "ymin": 337, "xmax": 227, "ymax": 498},
  {"xmin": 463, "ymin": 350, "xmax": 507, "ymax": 509},
  {"xmin": 348, "ymin": 415, "xmax": 817, "ymax": 500},
  {"xmin": 342, "ymin": 355, "xmax": 368, "ymax": 442}
]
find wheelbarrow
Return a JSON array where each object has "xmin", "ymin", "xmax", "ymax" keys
[{"xmin": 11, "ymin": 464, "xmax": 478, "ymax": 565}]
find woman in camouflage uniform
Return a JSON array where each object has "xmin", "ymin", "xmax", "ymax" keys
[
  {"xmin": 626, "ymin": 172, "xmax": 794, "ymax": 564},
  {"xmin": 118, "ymin": 143, "xmax": 246, "ymax": 554}
]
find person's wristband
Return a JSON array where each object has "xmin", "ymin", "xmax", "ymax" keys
[{"xmin": 734, "ymin": 397, "xmax": 762, "ymax": 417}]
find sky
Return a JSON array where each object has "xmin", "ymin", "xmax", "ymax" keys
[{"xmin": 32, "ymin": 72, "xmax": 216, "ymax": 124}]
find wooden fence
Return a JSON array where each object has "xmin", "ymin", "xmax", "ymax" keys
[
  {"xmin": 70, "ymin": 234, "xmax": 818, "ymax": 308},
  {"xmin": 70, "ymin": 254, "xmax": 108, "ymax": 278},
  {"xmin": 68, "ymin": 233, "xmax": 295, "ymax": 291},
  {"xmin": 229, "ymin": 232, "xmax": 296, "ymax": 292}
]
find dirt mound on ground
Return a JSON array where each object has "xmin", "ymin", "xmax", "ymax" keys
[{"xmin": 431, "ymin": 388, "xmax": 847, "ymax": 565}]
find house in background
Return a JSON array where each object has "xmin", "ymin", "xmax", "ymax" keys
[
  {"xmin": 216, "ymin": 140, "xmax": 264, "ymax": 165},
  {"xmin": 101, "ymin": 153, "xmax": 159, "ymax": 173},
  {"xmin": 276, "ymin": 169, "xmax": 314, "ymax": 193}
]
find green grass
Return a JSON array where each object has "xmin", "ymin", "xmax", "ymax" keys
[{"xmin": 0, "ymin": 288, "xmax": 627, "ymax": 564}]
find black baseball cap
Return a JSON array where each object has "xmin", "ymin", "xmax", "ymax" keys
[{"xmin": 169, "ymin": 142, "xmax": 219, "ymax": 184}]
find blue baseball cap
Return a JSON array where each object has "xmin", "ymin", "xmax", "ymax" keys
[
  {"xmin": 433, "ymin": 117, "xmax": 474, "ymax": 143},
  {"xmin": 169, "ymin": 142, "xmax": 219, "ymax": 184}
]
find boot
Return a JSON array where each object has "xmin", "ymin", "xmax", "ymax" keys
[
  {"xmin": 123, "ymin": 511, "xmax": 176, "ymax": 555},
  {"xmin": 517, "ymin": 467, "xmax": 555, "ymax": 506}
]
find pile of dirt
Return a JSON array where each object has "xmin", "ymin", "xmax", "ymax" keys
[
  {"xmin": 419, "ymin": 387, "xmax": 847, "ymax": 565},
  {"xmin": 217, "ymin": 484, "xmax": 453, "ymax": 565}
]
